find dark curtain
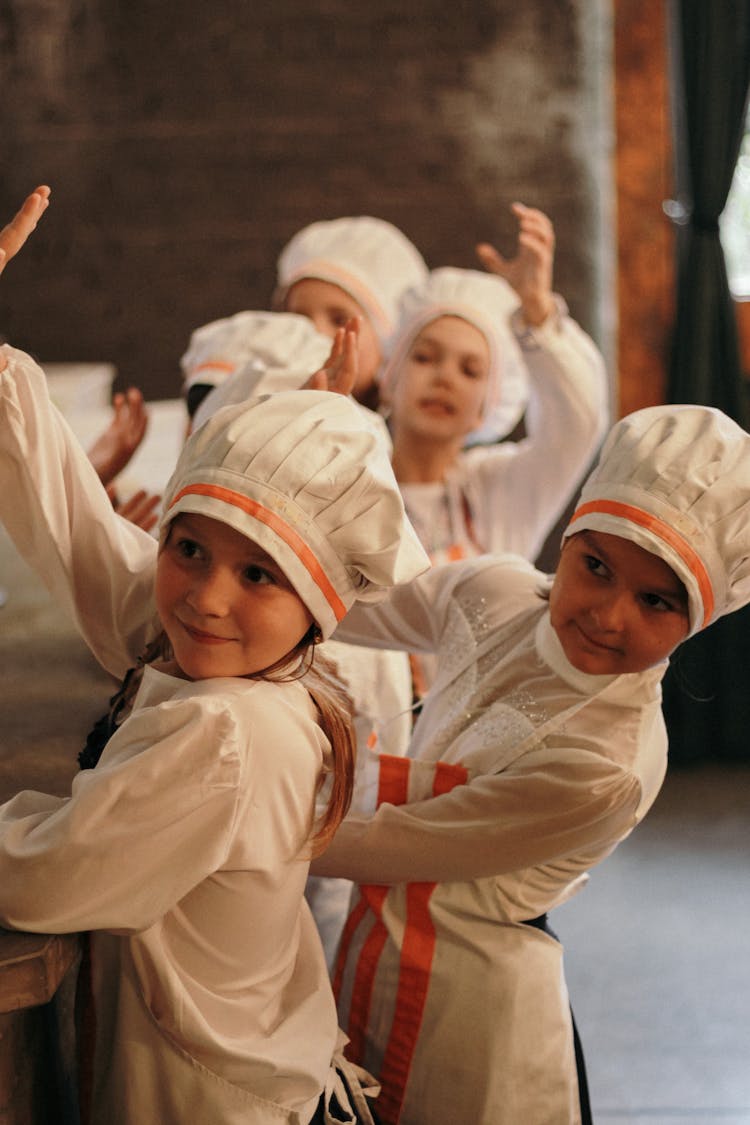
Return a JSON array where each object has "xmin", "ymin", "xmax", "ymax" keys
[{"xmin": 662, "ymin": 0, "xmax": 750, "ymax": 764}]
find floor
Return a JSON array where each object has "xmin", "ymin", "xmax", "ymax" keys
[
  {"xmin": 558, "ymin": 763, "xmax": 750, "ymax": 1124},
  {"xmin": 1, "ymin": 526, "xmax": 749, "ymax": 1125}
]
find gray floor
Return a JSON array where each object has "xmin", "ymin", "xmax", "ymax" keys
[
  {"xmin": 1, "ymin": 526, "xmax": 749, "ymax": 1125},
  {"xmin": 557, "ymin": 763, "xmax": 750, "ymax": 1125}
]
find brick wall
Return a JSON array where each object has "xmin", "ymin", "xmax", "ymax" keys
[{"xmin": 0, "ymin": 0, "xmax": 614, "ymax": 399}]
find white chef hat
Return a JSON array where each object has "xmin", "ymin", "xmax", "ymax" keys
[
  {"xmin": 160, "ymin": 391, "xmax": 430, "ymax": 639},
  {"xmin": 180, "ymin": 311, "xmax": 331, "ymax": 399},
  {"xmin": 275, "ymin": 216, "xmax": 428, "ymax": 345},
  {"xmin": 377, "ymin": 267, "xmax": 528, "ymax": 438},
  {"xmin": 563, "ymin": 404, "xmax": 750, "ymax": 635},
  {"xmin": 185, "ymin": 312, "xmax": 332, "ymax": 431}
]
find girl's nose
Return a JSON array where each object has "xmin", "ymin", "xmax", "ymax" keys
[
  {"xmin": 185, "ymin": 570, "xmax": 232, "ymax": 616},
  {"xmin": 591, "ymin": 593, "xmax": 626, "ymax": 632},
  {"xmin": 433, "ymin": 359, "xmax": 455, "ymax": 385}
]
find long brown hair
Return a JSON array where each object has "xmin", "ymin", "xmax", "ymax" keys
[
  {"xmin": 302, "ymin": 650, "xmax": 356, "ymax": 855},
  {"xmin": 241, "ymin": 622, "xmax": 357, "ymax": 854}
]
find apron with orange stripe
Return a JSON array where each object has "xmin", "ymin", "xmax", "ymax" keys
[
  {"xmin": 333, "ymin": 756, "xmax": 469, "ymax": 1125},
  {"xmin": 331, "ymin": 638, "xmax": 613, "ymax": 1125}
]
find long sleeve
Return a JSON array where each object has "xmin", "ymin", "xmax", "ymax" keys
[
  {"xmin": 0, "ymin": 671, "xmax": 327, "ymax": 936},
  {"xmin": 464, "ymin": 305, "xmax": 609, "ymax": 560},
  {"xmin": 321, "ymin": 556, "xmax": 660, "ymax": 889},
  {"xmin": 0, "ymin": 344, "xmax": 159, "ymax": 677},
  {"xmin": 0, "ymin": 692, "xmax": 242, "ymax": 934},
  {"xmin": 334, "ymin": 552, "xmax": 540, "ymax": 655},
  {"xmin": 312, "ymin": 743, "xmax": 641, "ymax": 884}
]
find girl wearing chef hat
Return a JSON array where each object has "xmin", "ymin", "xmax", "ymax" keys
[
  {"xmin": 274, "ymin": 214, "xmax": 428, "ymax": 411},
  {"xmin": 379, "ymin": 203, "xmax": 609, "ymax": 570},
  {"xmin": 312, "ymin": 401, "xmax": 750, "ymax": 1125},
  {"xmin": 0, "ymin": 195, "xmax": 429, "ymax": 1123}
]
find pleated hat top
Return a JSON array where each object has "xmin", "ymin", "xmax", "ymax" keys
[
  {"xmin": 161, "ymin": 390, "xmax": 430, "ymax": 638},
  {"xmin": 180, "ymin": 311, "xmax": 330, "ymax": 397}
]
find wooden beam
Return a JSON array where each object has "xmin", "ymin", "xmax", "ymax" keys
[{"xmin": 614, "ymin": 0, "xmax": 675, "ymax": 416}]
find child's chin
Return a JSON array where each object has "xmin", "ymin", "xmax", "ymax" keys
[{"xmin": 562, "ymin": 639, "xmax": 620, "ymax": 676}]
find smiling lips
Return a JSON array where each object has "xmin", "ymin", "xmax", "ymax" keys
[
  {"xmin": 574, "ymin": 621, "xmax": 622, "ymax": 655},
  {"xmin": 182, "ymin": 622, "xmax": 235, "ymax": 645}
]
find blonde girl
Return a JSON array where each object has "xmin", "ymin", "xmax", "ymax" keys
[{"xmin": 0, "ymin": 190, "xmax": 429, "ymax": 1125}]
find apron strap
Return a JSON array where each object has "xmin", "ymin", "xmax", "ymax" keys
[
  {"xmin": 311, "ymin": 1054, "xmax": 382, "ymax": 1124},
  {"xmin": 523, "ymin": 914, "xmax": 594, "ymax": 1125}
]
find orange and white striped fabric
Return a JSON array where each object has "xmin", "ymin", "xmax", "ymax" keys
[{"xmin": 333, "ymin": 755, "xmax": 468, "ymax": 1124}]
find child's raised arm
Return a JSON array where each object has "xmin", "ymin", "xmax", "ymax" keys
[
  {"xmin": 0, "ymin": 186, "xmax": 51, "ymax": 374},
  {"xmin": 0, "ymin": 348, "xmax": 159, "ymax": 676},
  {"xmin": 476, "ymin": 201, "xmax": 556, "ymax": 328},
  {"xmin": 0, "ymin": 185, "xmax": 50, "ymax": 276}
]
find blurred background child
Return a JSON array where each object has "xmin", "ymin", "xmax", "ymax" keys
[
  {"xmin": 379, "ymin": 203, "xmax": 609, "ymax": 694},
  {"xmin": 274, "ymin": 215, "xmax": 429, "ymax": 411},
  {"xmin": 381, "ymin": 203, "xmax": 608, "ymax": 564},
  {"xmin": 180, "ymin": 215, "xmax": 428, "ymax": 423}
]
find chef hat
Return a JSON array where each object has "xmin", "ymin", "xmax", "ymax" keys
[
  {"xmin": 180, "ymin": 310, "xmax": 331, "ymax": 399},
  {"xmin": 160, "ymin": 391, "xmax": 430, "ymax": 638},
  {"xmin": 275, "ymin": 216, "xmax": 428, "ymax": 345},
  {"xmin": 377, "ymin": 267, "xmax": 528, "ymax": 438},
  {"xmin": 186, "ymin": 312, "xmax": 332, "ymax": 431},
  {"xmin": 563, "ymin": 404, "xmax": 750, "ymax": 635}
]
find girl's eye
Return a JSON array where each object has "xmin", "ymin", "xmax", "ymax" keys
[
  {"xmin": 243, "ymin": 564, "xmax": 274, "ymax": 586},
  {"xmin": 411, "ymin": 349, "xmax": 433, "ymax": 364},
  {"xmin": 641, "ymin": 592, "xmax": 678, "ymax": 614},
  {"xmin": 329, "ymin": 310, "xmax": 350, "ymax": 329},
  {"xmin": 462, "ymin": 363, "xmax": 483, "ymax": 379},
  {"xmin": 176, "ymin": 537, "xmax": 202, "ymax": 560},
  {"xmin": 584, "ymin": 554, "xmax": 608, "ymax": 577}
]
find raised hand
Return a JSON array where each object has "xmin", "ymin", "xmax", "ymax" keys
[
  {"xmin": 476, "ymin": 202, "xmax": 556, "ymax": 327},
  {"xmin": 0, "ymin": 186, "xmax": 51, "ymax": 374},
  {"xmin": 106, "ymin": 484, "xmax": 161, "ymax": 534},
  {"xmin": 87, "ymin": 387, "xmax": 150, "ymax": 488},
  {"xmin": 0, "ymin": 185, "xmax": 51, "ymax": 278},
  {"xmin": 304, "ymin": 317, "xmax": 360, "ymax": 395}
]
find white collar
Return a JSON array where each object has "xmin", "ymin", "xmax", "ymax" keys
[{"xmin": 535, "ymin": 612, "xmax": 665, "ymax": 704}]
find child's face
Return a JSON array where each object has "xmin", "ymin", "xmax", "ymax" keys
[
  {"xmin": 549, "ymin": 529, "xmax": 690, "ymax": 675},
  {"xmin": 156, "ymin": 514, "xmax": 314, "ymax": 681},
  {"xmin": 284, "ymin": 277, "xmax": 382, "ymax": 400},
  {"xmin": 386, "ymin": 316, "xmax": 490, "ymax": 446}
]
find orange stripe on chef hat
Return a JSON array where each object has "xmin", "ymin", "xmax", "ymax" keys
[
  {"xmin": 570, "ymin": 499, "xmax": 715, "ymax": 629},
  {"xmin": 168, "ymin": 482, "xmax": 348, "ymax": 624}
]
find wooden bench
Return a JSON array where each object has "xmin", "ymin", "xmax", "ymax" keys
[{"xmin": 0, "ymin": 929, "xmax": 83, "ymax": 1125}]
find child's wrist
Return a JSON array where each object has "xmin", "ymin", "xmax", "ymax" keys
[
  {"xmin": 518, "ymin": 294, "xmax": 556, "ymax": 327},
  {"xmin": 512, "ymin": 294, "xmax": 568, "ymax": 348}
]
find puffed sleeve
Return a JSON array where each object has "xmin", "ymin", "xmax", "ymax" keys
[
  {"xmin": 0, "ymin": 694, "xmax": 243, "ymax": 934},
  {"xmin": 0, "ymin": 344, "xmax": 159, "ymax": 676},
  {"xmin": 334, "ymin": 553, "xmax": 541, "ymax": 656},
  {"xmin": 464, "ymin": 305, "xmax": 609, "ymax": 561},
  {"xmin": 311, "ymin": 744, "xmax": 642, "ymax": 884}
]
